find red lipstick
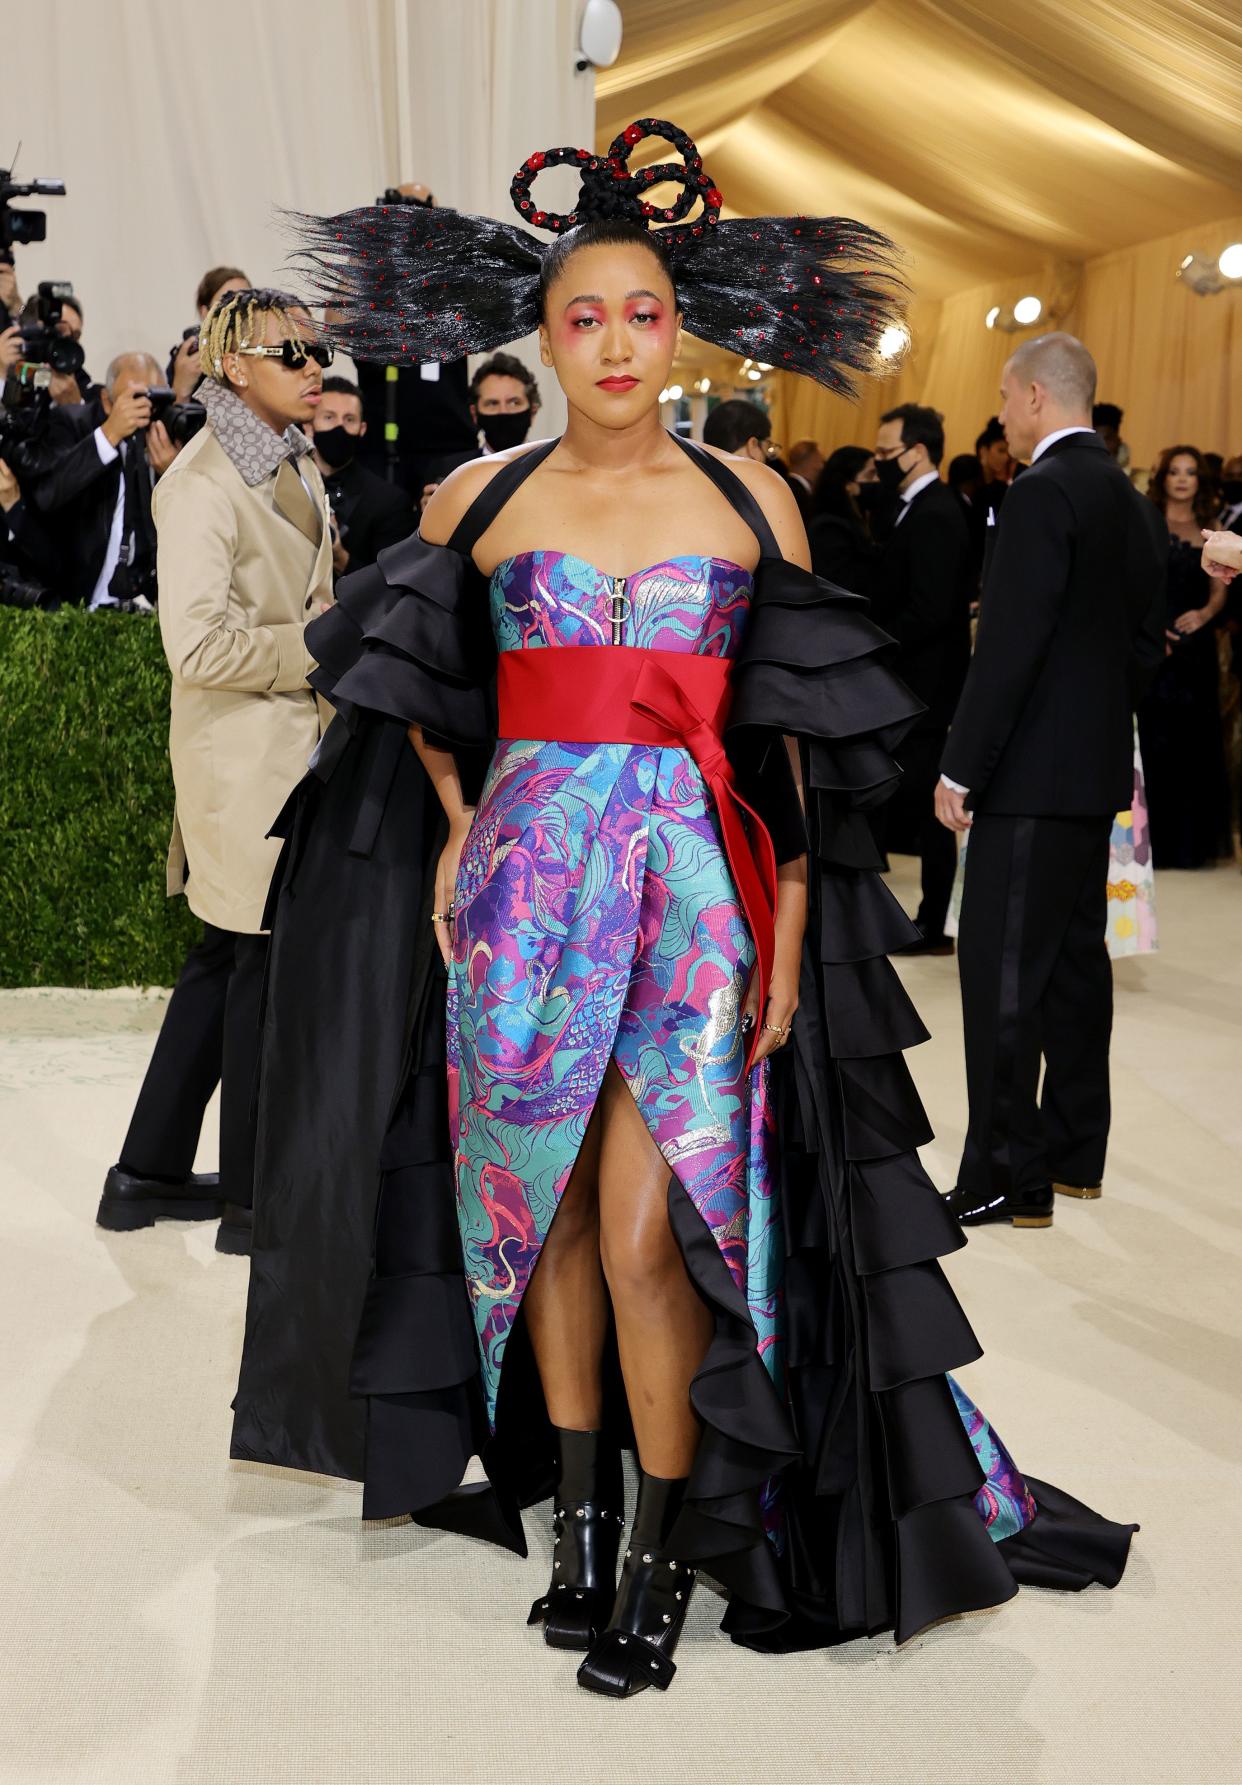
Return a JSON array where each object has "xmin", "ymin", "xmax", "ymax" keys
[{"xmin": 596, "ymin": 375, "xmax": 639, "ymax": 391}]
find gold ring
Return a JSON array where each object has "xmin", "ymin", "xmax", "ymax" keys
[
  {"xmin": 763, "ymin": 1021, "xmax": 788, "ymax": 1035},
  {"xmin": 431, "ymin": 910, "xmax": 451, "ymax": 923}
]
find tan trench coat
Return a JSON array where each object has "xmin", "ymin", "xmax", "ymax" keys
[{"xmin": 155, "ymin": 424, "xmax": 333, "ymax": 933}]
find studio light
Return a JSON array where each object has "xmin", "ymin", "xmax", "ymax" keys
[
  {"xmin": 696, "ymin": 377, "xmax": 711, "ymax": 394},
  {"xmin": 667, "ymin": 383, "xmax": 683, "ymax": 401},
  {"xmin": 1013, "ymin": 295, "xmax": 1043, "ymax": 326},
  {"xmin": 1177, "ymin": 248, "xmax": 1242, "ymax": 296},
  {"xmin": 985, "ymin": 306, "xmax": 1001, "ymax": 330}
]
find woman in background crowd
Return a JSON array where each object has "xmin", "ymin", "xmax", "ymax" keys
[
  {"xmin": 1137, "ymin": 446, "xmax": 1230, "ymax": 868},
  {"xmin": 806, "ymin": 443, "xmax": 881, "ymax": 587}
]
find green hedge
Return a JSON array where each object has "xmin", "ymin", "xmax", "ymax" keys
[{"xmin": 0, "ymin": 609, "xmax": 199, "ymax": 986}]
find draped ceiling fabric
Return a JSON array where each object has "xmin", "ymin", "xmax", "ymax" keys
[{"xmin": 602, "ymin": 0, "xmax": 1242, "ymax": 463}]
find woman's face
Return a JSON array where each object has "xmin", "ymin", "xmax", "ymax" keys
[
  {"xmin": 1165, "ymin": 454, "xmax": 1199, "ymax": 502},
  {"xmin": 539, "ymin": 240, "xmax": 680, "ymax": 428}
]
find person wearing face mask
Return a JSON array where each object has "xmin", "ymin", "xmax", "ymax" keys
[
  {"xmin": 805, "ymin": 443, "xmax": 882, "ymax": 588},
  {"xmin": 419, "ymin": 354, "xmax": 543, "ymax": 517},
  {"xmin": 309, "ymin": 376, "xmax": 415, "ymax": 577},
  {"xmin": 869, "ymin": 403, "xmax": 974, "ymax": 955},
  {"xmin": 469, "ymin": 351, "xmax": 541, "ymax": 455}
]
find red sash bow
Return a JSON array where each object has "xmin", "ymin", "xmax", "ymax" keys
[{"xmin": 496, "ymin": 646, "xmax": 777, "ymax": 1070}]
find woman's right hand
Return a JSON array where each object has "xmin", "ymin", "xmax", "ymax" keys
[{"xmin": 432, "ymin": 814, "xmax": 473, "ymax": 967}]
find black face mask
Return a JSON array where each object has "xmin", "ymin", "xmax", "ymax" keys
[
  {"xmin": 314, "ymin": 424, "xmax": 357, "ymax": 470},
  {"xmin": 873, "ymin": 448, "xmax": 913, "ymax": 491},
  {"xmin": 855, "ymin": 481, "xmax": 887, "ymax": 514},
  {"xmin": 479, "ymin": 409, "xmax": 531, "ymax": 452},
  {"xmin": 1221, "ymin": 478, "xmax": 1242, "ymax": 505}
]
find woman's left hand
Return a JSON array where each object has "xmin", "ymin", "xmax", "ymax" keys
[{"xmin": 741, "ymin": 857, "xmax": 807, "ymax": 1064}]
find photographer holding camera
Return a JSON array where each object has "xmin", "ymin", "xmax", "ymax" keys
[
  {"xmin": 96, "ymin": 288, "xmax": 334, "ymax": 1256},
  {"xmin": 24, "ymin": 350, "xmax": 176, "ymax": 609}
]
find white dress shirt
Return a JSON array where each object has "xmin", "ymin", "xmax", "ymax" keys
[
  {"xmin": 895, "ymin": 468, "xmax": 940, "ymax": 522},
  {"xmin": 90, "ymin": 426, "xmax": 126, "ymax": 610},
  {"xmin": 1031, "ymin": 424, "xmax": 1096, "ymax": 462},
  {"xmin": 940, "ymin": 426, "xmax": 1095, "ymax": 797}
]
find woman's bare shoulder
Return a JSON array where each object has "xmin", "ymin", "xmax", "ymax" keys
[
  {"xmin": 695, "ymin": 442, "xmax": 810, "ymax": 567},
  {"xmin": 419, "ymin": 438, "xmax": 556, "ymax": 547}
]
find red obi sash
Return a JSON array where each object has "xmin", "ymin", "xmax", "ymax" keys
[{"xmin": 497, "ymin": 646, "xmax": 777, "ymax": 1071}]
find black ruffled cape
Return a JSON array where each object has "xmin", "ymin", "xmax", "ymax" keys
[{"xmin": 231, "ymin": 438, "xmax": 1134, "ymax": 1649}]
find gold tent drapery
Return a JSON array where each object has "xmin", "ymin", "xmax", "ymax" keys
[{"xmin": 602, "ymin": 0, "xmax": 1242, "ymax": 463}]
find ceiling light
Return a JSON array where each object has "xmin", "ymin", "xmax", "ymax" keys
[
  {"xmin": 658, "ymin": 388, "xmax": 670, "ymax": 404},
  {"xmin": 1219, "ymin": 243, "xmax": 1242, "ymax": 281},
  {"xmin": 985, "ymin": 305, "xmax": 1001, "ymax": 329},
  {"xmin": 696, "ymin": 376, "xmax": 711, "ymax": 393},
  {"xmin": 1013, "ymin": 295, "xmax": 1043, "ymax": 326},
  {"xmin": 667, "ymin": 383, "xmax": 683, "ymax": 401},
  {"xmin": 1178, "ymin": 251, "xmax": 1227, "ymax": 295},
  {"xmin": 876, "ymin": 324, "xmax": 909, "ymax": 360},
  {"xmin": 756, "ymin": 361, "xmax": 772, "ymax": 372},
  {"xmin": 746, "ymin": 367, "xmax": 762, "ymax": 381}
]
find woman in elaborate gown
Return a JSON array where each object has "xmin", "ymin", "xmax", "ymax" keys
[{"xmin": 230, "ymin": 120, "xmax": 1135, "ymax": 1699}]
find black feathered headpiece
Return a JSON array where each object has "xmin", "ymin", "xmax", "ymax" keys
[{"xmin": 286, "ymin": 118, "xmax": 906, "ymax": 398}]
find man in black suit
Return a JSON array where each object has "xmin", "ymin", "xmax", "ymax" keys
[
  {"xmin": 870, "ymin": 403, "xmax": 974, "ymax": 953},
  {"xmin": 309, "ymin": 376, "xmax": 415, "ymax": 579},
  {"xmin": 26, "ymin": 351, "xmax": 180, "ymax": 607},
  {"xmin": 937, "ymin": 334, "xmax": 1166, "ymax": 1229}
]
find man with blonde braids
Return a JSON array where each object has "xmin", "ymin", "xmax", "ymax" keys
[{"xmin": 97, "ymin": 289, "xmax": 334, "ymax": 1255}]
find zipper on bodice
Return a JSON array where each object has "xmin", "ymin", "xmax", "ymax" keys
[{"xmin": 610, "ymin": 574, "xmax": 629, "ymax": 645}]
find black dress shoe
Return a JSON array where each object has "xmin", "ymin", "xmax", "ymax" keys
[
  {"xmin": 944, "ymin": 1183, "xmax": 1054, "ymax": 1229},
  {"xmin": 96, "ymin": 1165, "xmax": 223, "ymax": 1232},
  {"xmin": 578, "ymin": 1472, "xmax": 694, "ymax": 1697},
  {"xmin": 214, "ymin": 1203, "xmax": 253, "ymax": 1256},
  {"xmin": 528, "ymin": 1429, "xmax": 623, "ymax": 1651},
  {"xmin": 895, "ymin": 933, "xmax": 955, "ymax": 957}
]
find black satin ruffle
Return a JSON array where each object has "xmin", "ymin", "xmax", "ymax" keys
[{"xmin": 308, "ymin": 534, "xmax": 496, "ymax": 751}]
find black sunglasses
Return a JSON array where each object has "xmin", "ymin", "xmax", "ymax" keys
[{"xmin": 237, "ymin": 339, "xmax": 334, "ymax": 371}]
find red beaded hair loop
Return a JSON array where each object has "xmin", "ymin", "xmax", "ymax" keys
[{"xmin": 509, "ymin": 118, "xmax": 721, "ymax": 240}]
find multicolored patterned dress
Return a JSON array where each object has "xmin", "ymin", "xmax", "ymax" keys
[
  {"xmin": 447, "ymin": 551, "xmax": 777, "ymax": 1420},
  {"xmin": 447, "ymin": 543, "xmax": 1034, "ymax": 1542}
]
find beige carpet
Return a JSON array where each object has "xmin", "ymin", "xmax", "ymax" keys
[{"xmin": 2, "ymin": 859, "xmax": 1239, "ymax": 1785}]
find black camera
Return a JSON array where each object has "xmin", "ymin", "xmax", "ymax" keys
[
  {"xmin": 1, "ymin": 166, "xmax": 66, "ymax": 253},
  {"xmin": 376, "ymin": 187, "xmax": 434, "ymax": 208},
  {"xmin": 1, "ymin": 280, "xmax": 86, "ymax": 379},
  {"xmin": 0, "ymin": 362, "xmax": 53, "ymax": 480},
  {"xmin": 145, "ymin": 384, "xmax": 207, "ymax": 448}
]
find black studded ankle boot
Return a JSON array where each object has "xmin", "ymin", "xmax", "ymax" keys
[
  {"xmin": 527, "ymin": 1428, "xmax": 624, "ymax": 1651},
  {"xmin": 576, "ymin": 1470, "xmax": 695, "ymax": 1696}
]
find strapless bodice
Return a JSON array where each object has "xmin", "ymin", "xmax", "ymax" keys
[{"xmin": 488, "ymin": 550, "xmax": 753, "ymax": 657}]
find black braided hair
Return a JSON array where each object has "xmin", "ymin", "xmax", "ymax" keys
[{"xmin": 285, "ymin": 118, "xmax": 906, "ymax": 398}]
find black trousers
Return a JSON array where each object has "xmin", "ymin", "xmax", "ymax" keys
[
  {"xmin": 878, "ymin": 724, "xmax": 958, "ymax": 940},
  {"xmin": 956, "ymin": 813, "xmax": 1113, "ymax": 1197},
  {"xmin": 119, "ymin": 923, "xmax": 268, "ymax": 1207}
]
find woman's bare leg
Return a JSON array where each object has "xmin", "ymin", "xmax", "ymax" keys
[
  {"xmin": 523, "ymin": 1100, "xmax": 608, "ymax": 1429},
  {"xmin": 596, "ymin": 1063, "xmax": 713, "ymax": 1477}
]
